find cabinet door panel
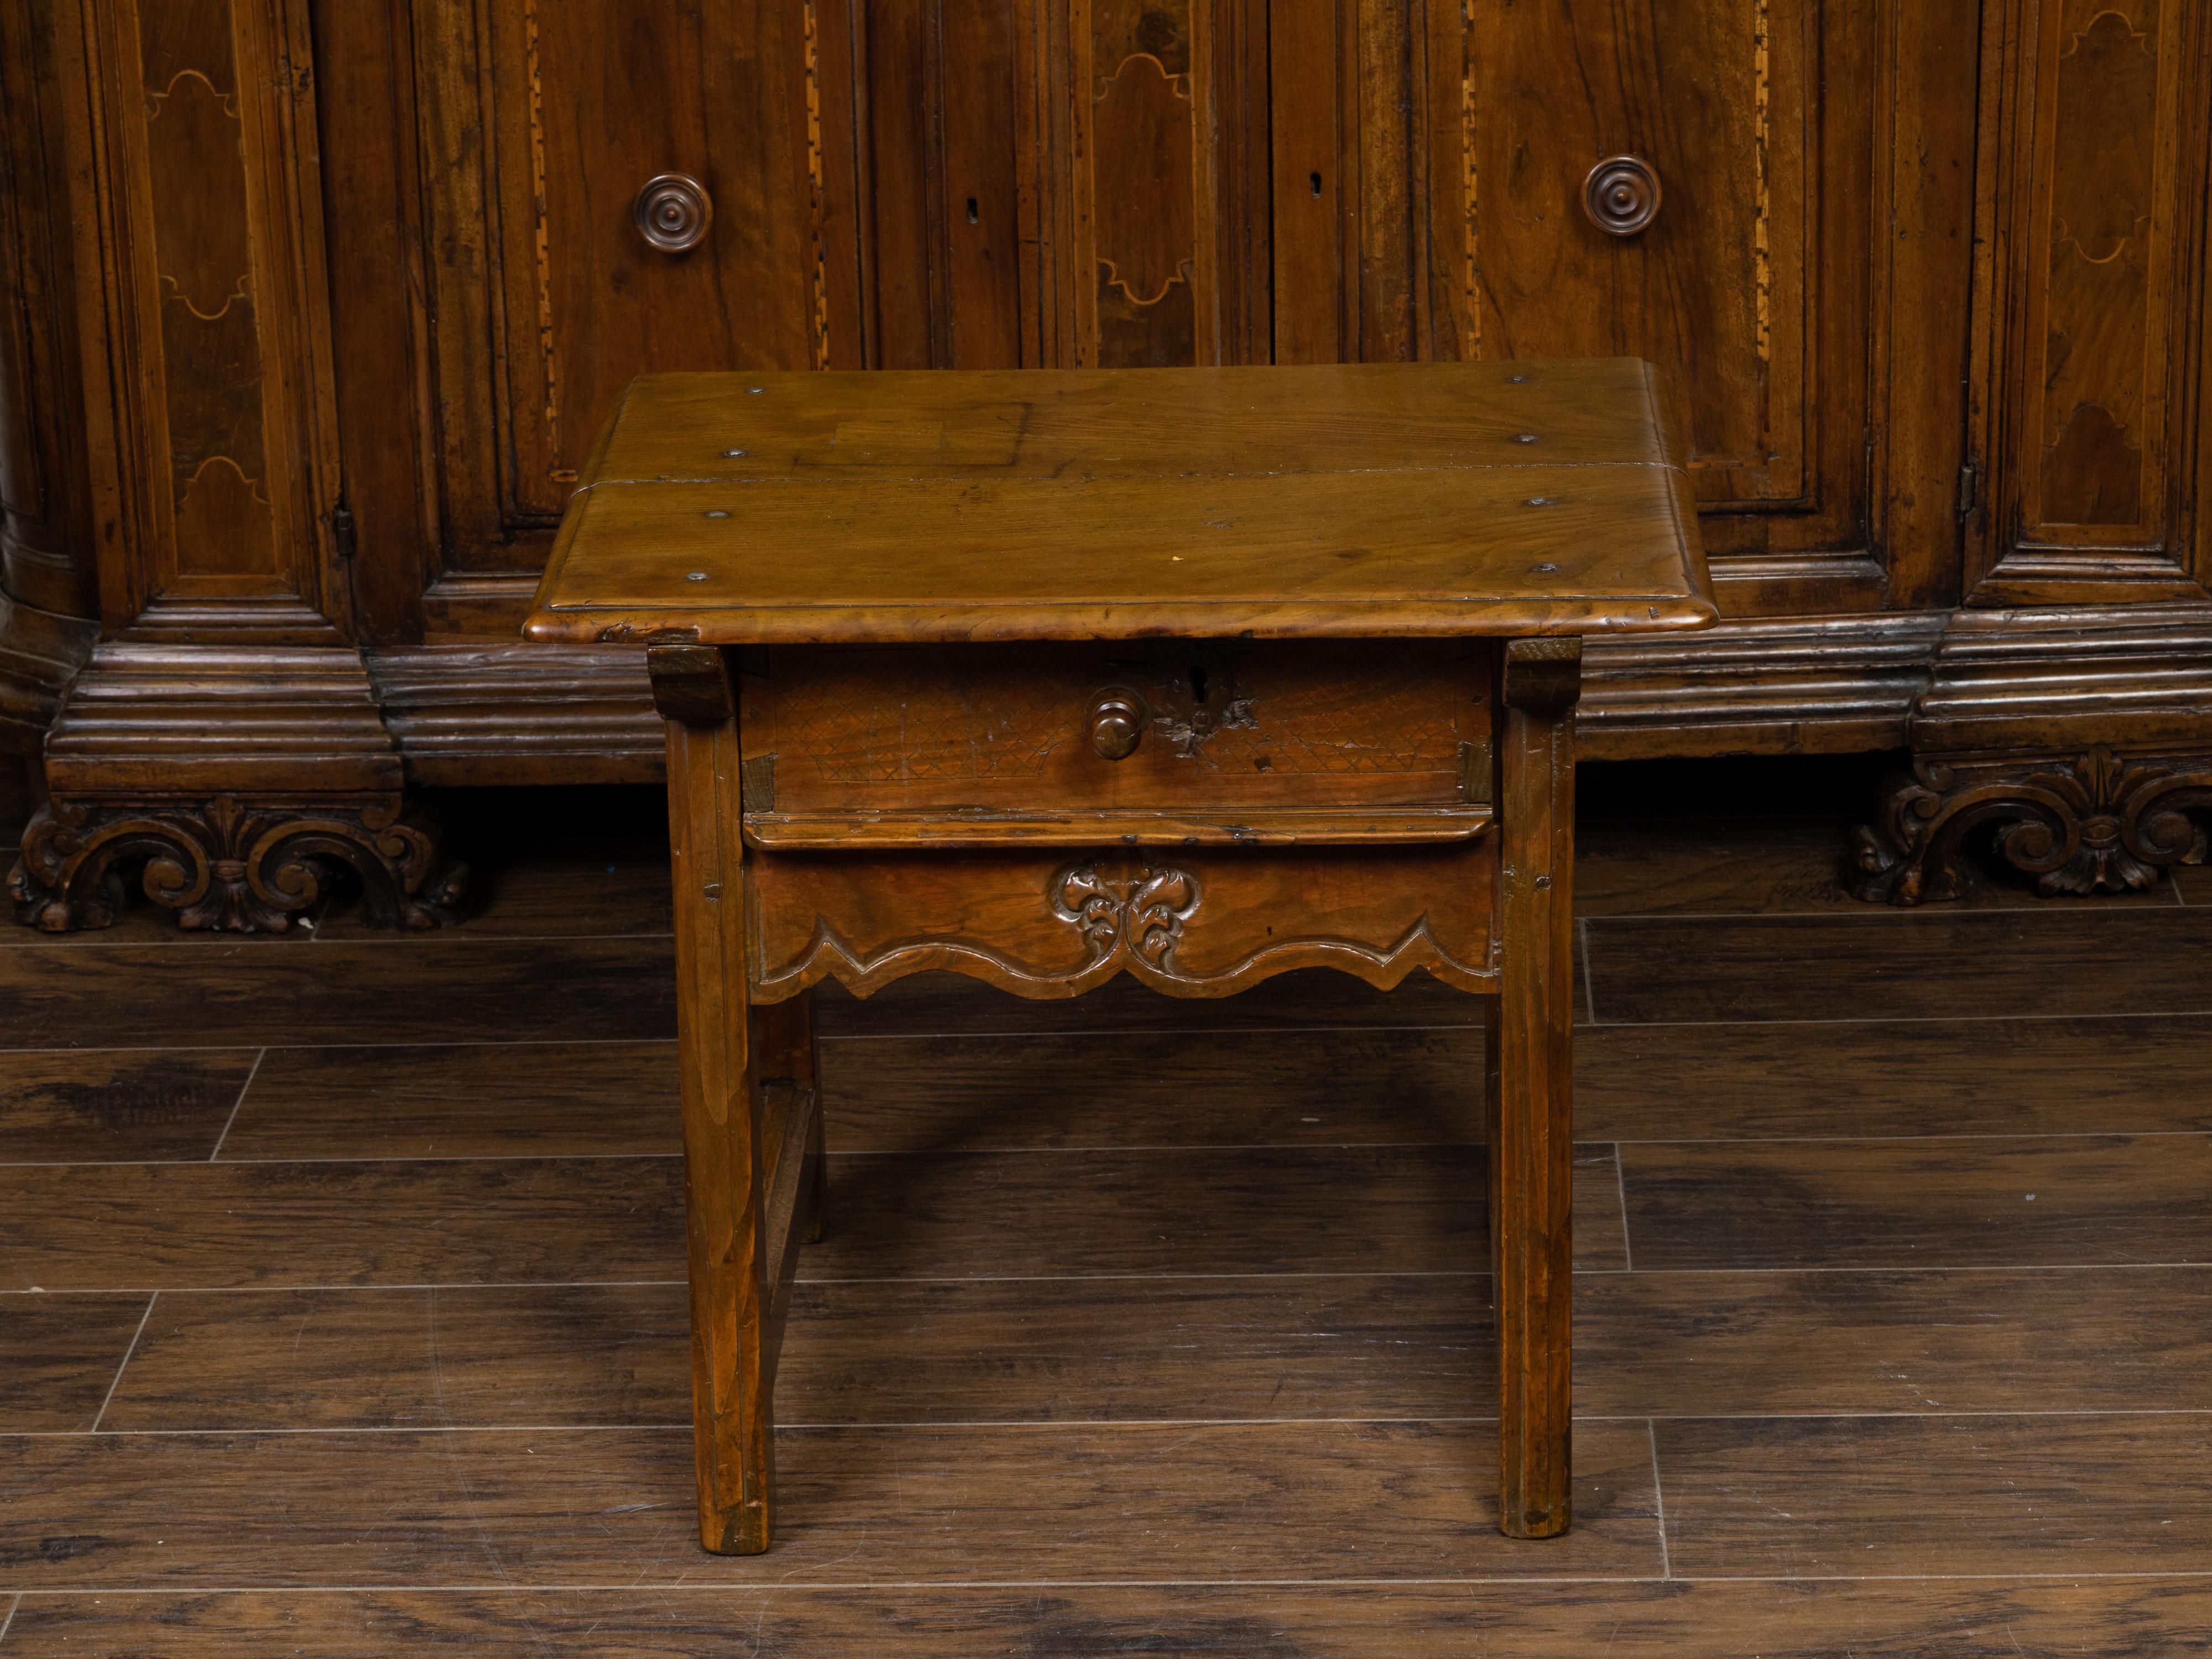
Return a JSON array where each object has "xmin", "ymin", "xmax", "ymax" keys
[
  {"xmin": 1460, "ymin": 0, "xmax": 1812, "ymax": 514},
  {"xmin": 1972, "ymin": 0, "xmax": 2212, "ymax": 603},
  {"xmin": 1411, "ymin": 0, "xmax": 1980, "ymax": 617},
  {"xmin": 413, "ymin": 2, "xmax": 829, "ymax": 577}
]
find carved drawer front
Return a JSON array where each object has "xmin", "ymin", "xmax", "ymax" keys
[
  {"xmin": 746, "ymin": 843, "xmax": 1496, "ymax": 1003},
  {"xmin": 737, "ymin": 642, "xmax": 1493, "ymax": 848}
]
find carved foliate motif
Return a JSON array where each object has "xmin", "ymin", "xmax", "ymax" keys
[
  {"xmin": 8, "ymin": 795, "xmax": 467, "ymax": 932},
  {"xmin": 1051, "ymin": 860, "xmax": 1202, "ymax": 968},
  {"xmin": 1855, "ymin": 744, "xmax": 2212, "ymax": 904}
]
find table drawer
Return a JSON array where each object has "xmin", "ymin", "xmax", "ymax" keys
[{"xmin": 736, "ymin": 641, "xmax": 1493, "ymax": 848}]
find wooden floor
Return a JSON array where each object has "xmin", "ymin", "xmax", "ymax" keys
[{"xmin": 4, "ymin": 759, "xmax": 2211, "ymax": 1655}]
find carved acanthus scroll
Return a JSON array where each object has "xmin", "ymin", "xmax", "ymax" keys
[
  {"xmin": 1051, "ymin": 860, "xmax": 1201, "ymax": 968},
  {"xmin": 8, "ymin": 795, "xmax": 466, "ymax": 932},
  {"xmin": 1855, "ymin": 744, "xmax": 2212, "ymax": 903}
]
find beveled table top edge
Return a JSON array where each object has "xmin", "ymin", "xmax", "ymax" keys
[{"xmin": 523, "ymin": 595, "xmax": 1721, "ymax": 646}]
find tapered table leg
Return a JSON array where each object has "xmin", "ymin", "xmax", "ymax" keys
[
  {"xmin": 1489, "ymin": 636, "xmax": 1580, "ymax": 1540},
  {"xmin": 656, "ymin": 645, "xmax": 776, "ymax": 1555}
]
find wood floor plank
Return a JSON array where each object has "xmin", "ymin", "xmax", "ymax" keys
[
  {"xmin": 0, "ymin": 1051, "xmax": 259, "ymax": 1164},
  {"xmin": 218, "ymin": 1043, "xmax": 681, "ymax": 1160},
  {"xmin": 101, "ymin": 1285, "xmax": 693, "ymax": 1433},
  {"xmin": 801, "ymin": 1144, "xmax": 1627, "ymax": 1279},
  {"xmin": 0, "ymin": 1293, "xmax": 149, "ymax": 1433},
  {"xmin": 1579, "ymin": 1015, "xmax": 2212, "ymax": 1141},
  {"xmin": 1586, "ymin": 909, "xmax": 2212, "ymax": 1024},
  {"xmin": 317, "ymin": 842, "xmax": 674, "ymax": 939},
  {"xmin": 59, "ymin": 1015, "xmax": 2212, "ymax": 1170},
  {"xmin": 1575, "ymin": 816, "xmax": 2177, "ymax": 918},
  {"xmin": 1580, "ymin": 1267, "xmax": 2212, "ymax": 1417},
  {"xmin": 1, "ymin": 1144, "xmax": 1620, "ymax": 1292},
  {"xmin": 201, "ymin": 1008, "xmax": 2212, "ymax": 1167},
  {"xmin": 1658, "ymin": 1413, "xmax": 2212, "ymax": 1579},
  {"xmin": 822, "ymin": 1028, "xmax": 1480, "ymax": 1151},
  {"xmin": 8, "ymin": 1580, "xmax": 2208, "ymax": 1657},
  {"xmin": 0, "ymin": 938, "xmax": 677, "ymax": 1050},
  {"xmin": 98, "ymin": 1266, "xmax": 2212, "ymax": 1434},
  {"xmin": 0, "ymin": 904, "xmax": 326, "ymax": 948},
  {"xmin": 0, "ymin": 1160, "xmax": 686, "ymax": 1291},
  {"xmin": 839, "ymin": 1011, "xmax": 2212, "ymax": 1151},
  {"xmin": 1621, "ymin": 1135, "xmax": 2212, "ymax": 1270},
  {"xmin": 0, "ymin": 1421, "xmax": 1665, "ymax": 1589}
]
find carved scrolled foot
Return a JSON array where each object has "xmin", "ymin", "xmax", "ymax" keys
[
  {"xmin": 1855, "ymin": 745, "xmax": 2212, "ymax": 905},
  {"xmin": 7, "ymin": 794, "xmax": 468, "ymax": 933}
]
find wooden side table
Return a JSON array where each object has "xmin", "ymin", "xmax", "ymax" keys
[{"xmin": 525, "ymin": 362, "xmax": 1714, "ymax": 1554}]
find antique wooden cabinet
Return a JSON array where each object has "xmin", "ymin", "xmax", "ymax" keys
[{"xmin": 4, "ymin": 1, "xmax": 2209, "ymax": 927}]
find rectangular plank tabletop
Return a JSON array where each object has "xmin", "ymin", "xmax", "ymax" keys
[{"xmin": 524, "ymin": 362, "xmax": 1715, "ymax": 645}]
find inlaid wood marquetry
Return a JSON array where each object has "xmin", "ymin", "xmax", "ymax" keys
[{"xmin": 1077, "ymin": 0, "xmax": 1211, "ymax": 368}]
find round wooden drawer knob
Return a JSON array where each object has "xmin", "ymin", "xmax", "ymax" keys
[
  {"xmin": 635, "ymin": 173, "xmax": 713, "ymax": 253},
  {"xmin": 1583, "ymin": 155, "xmax": 1661, "ymax": 237},
  {"xmin": 1089, "ymin": 688, "xmax": 1147, "ymax": 760}
]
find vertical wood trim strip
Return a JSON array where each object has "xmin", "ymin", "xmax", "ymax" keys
[
  {"xmin": 804, "ymin": 0, "xmax": 830, "ymax": 371},
  {"xmin": 1459, "ymin": 0, "xmax": 1479, "ymax": 359},
  {"xmin": 519, "ymin": 0, "xmax": 560, "ymax": 474},
  {"xmin": 1753, "ymin": 0, "xmax": 1771, "ymax": 366}
]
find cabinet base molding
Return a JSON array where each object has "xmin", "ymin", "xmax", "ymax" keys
[
  {"xmin": 11, "ymin": 640, "xmax": 466, "ymax": 932},
  {"xmin": 0, "ymin": 591, "xmax": 98, "ymax": 756},
  {"xmin": 1858, "ymin": 606, "xmax": 2212, "ymax": 904},
  {"xmin": 366, "ymin": 643, "xmax": 663, "ymax": 787},
  {"xmin": 1579, "ymin": 612, "xmax": 1947, "ymax": 759},
  {"xmin": 1854, "ymin": 745, "xmax": 2212, "ymax": 904},
  {"xmin": 9, "ymin": 792, "xmax": 465, "ymax": 932}
]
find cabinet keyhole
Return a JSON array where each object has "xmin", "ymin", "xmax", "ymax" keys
[
  {"xmin": 1310, "ymin": 171, "xmax": 1323, "ymax": 197},
  {"xmin": 966, "ymin": 196, "xmax": 979, "ymax": 224}
]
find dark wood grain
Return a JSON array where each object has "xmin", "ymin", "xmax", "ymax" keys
[
  {"xmin": 9, "ymin": 1580, "xmax": 2210, "ymax": 1657},
  {"xmin": 1576, "ymin": 814, "xmax": 2182, "ymax": 917},
  {"xmin": 820, "ymin": 1027, "xmax": 1480, "ymax": 1151},
  {"xmin": 0, "ymin": 938, "xmax": 676, "ymax": 1050},
  {"xmin": 317, "ymin": 842, "xmax": 673, "ymax": 938},
  {"xmin": 0, "ymin": 1160, "xmax": 686, "ymax": 1291},
  {"xmin": 218, "ymin": 1043, "xmax": 681, "ymax": 1160},
  {"xmin": 2176, "ymin": 862, "xmax": 2212, "ymax": 905},
  {"xmin": 98, "ymin": 1266, "xmax": 2212, "ymax": 1434},
  {"xmin": 1587, "ymin": 909, "xmax": 2212, "ymax": 1024},
  {"xmin": 830, "ymin": 1011, "xmax": 2212, "ymax": 1150},
  {"xmin": 1580, "ymin": 1267, "xmax": 2212, "ymax": 1418},
  {"xmin": 101, "ymin": 1285, "xmax": 693, "ymax": 1434},
  {"xmin": 1579, "ymin": 1015, "xmax": 2212, "ymax": 1141},
  {"xmin": 1658, "ymin": 1415, "xmax": 2212, "ymax": 1579},
  {"xmin": 1621, "ymin": 1135, "xmax": 2212, "ymax": 1270},
  {"xmin": 0, "ymin": 1292, "xmax": 148, "ymax": 1432},
  {"xmin": 0, "ymin": 1050, "xmax": 258, "ymax": 1162},
  {"xmin": 0, "ymin": 1420, "xmax": 1664, "ymax": 1589},
  {"xmin": 801, "ymin": 1145, "xmax": 1626, "ymax": 1280}
]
